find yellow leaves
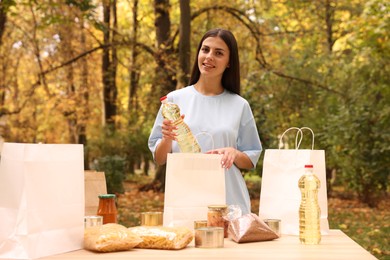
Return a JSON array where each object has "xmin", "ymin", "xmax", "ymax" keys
[
  {"xmin": 372, "ymin": 247, "xmax": 382, "ymax": 255},
  {"xmin": 366, "ymin": 229, "xmax": 381, "ymax": 236},
  {"xmin": 339, "ymin": 223, "xmax": 348, "ymax": 229}
]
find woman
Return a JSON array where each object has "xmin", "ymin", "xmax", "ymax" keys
[{"xmin": 148, "ymin": 28, "xmax": 262, "ymax": 214}]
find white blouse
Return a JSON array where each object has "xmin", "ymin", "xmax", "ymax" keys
[{"xmin": 148, "ymin": 85, "xmax": 262, "ymax": 214}]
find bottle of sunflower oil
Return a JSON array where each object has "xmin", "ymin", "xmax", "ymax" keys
[
  {"xmin": 298, "ymin": 164, "xmax": 321, "ymax": 244},
  {"xmin": 160, "ymin": 96, "xmax": 201, "ymax": 153}
]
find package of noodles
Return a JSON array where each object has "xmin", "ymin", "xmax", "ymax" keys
[
  {"xmin": 84, "ymin": 223, "xmax": 143, "ymax": 252},
  {"xmin": 129, "ymin": 226, "xmax": 193, "ymax": 250}
]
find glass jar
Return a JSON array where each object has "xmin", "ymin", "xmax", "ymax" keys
[
  {"xmin": 97, "ymin": 194, "xmax": 118, "ymax": 224},
  {"xmin": 207, "ymin": 205, "xmax": 228, "ymax": 238}
]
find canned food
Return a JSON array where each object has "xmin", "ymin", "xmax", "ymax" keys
[
  {"xmin": 264, "ymin": 219, "xmax": 281, "ymax": 237},
  {"xmin": 84, "ymin": 215, "xmax": 103, "ymax": 228},
  {"xmin": 194, "ymin": 220, "xmax": 208, "ymax": 229},
  {"xmin": 207, "ymin": 205, "xmax": 228, "ymax": 238},
  {"xmin": 141, "ymin": 212, "xmax": 163, "ymax": 226},
  {"xmin": 195, "ymin": 227, "xmax": 224, "ymax": 248}
]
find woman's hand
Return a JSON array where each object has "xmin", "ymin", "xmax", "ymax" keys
[
  {"xmin": 207, "ymin": 147, "xmax": 238, "ymax": 169},
  {"xmin": 161, "ymin": 119, "xmax": 177, "ymax": 141},
  {"xmin": 161, "ymin": 115, "xmax": 185, "ymax": 141}
]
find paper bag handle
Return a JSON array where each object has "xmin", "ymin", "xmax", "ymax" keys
[
  {"xmin": 278, "ymin": 127, "xmax": 303, "ymax": 149},
  {"xmin": 195, "ymin": 131, "xmax": 215, "ymax": 151},
  {"xmin": 296, "ymin": 127, "xmax": 315, "ymax": 150}
]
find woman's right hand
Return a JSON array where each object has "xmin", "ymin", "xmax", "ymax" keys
[{"xmin": 161, "ymin": 119, "xmax": 177, "ymax": 141}]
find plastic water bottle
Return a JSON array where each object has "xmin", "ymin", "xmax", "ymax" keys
[
  {"xmin": 160, "ymin": 96, "xmax": 201, "ymax": 153},
  {"xmin": 298, "ymin": 164, "xmax": 321, "ymax": 244}
]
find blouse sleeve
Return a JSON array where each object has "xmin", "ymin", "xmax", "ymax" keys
[
  {"xmin": 237, "ymin": 103, "xmax": 262, "ymax": 168},
  {"xmin": 148, "ymin": 106, "xmax": 164, "ymax": 160}
]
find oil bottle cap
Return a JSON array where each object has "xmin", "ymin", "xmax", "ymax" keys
[{"xmin": 305, "ymin": 165, "xmax": 313, "ymax": 168}]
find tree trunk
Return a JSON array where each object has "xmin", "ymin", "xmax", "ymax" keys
[
  {"xmin": 102, "ymin": 0, "xmax": 117, "ymax": 126},
  {"xmin": 0, "ymin": 3, "xmax": 7, "ymax": 107},
  {"xmin": 57, "ymin": 4, "xmax": 78, "ymax": 144},
  {"xmin": 128, "ymin": 0, "xmax": 139, "ymax": 113},
  {"xmin": 178, "ymin": 0, "xmax": 191, "ymax": 88},
  {"xmin": 0, "ymin": 2, "xmax": 6, "ymax": 46},
  {"xmin": 324, "ymin": 0, "xmax": 335, "ymax": 53},
  {"xmin": 79, "ymin": 14, "xmax": 89, "ymax": 169},
  {"xmin": 143, "ymin": 0, "xmax": 177, "ymax": 192},
  {"xmin": 153, "ymin": 0, "xmax": 176, "ymax": 96}
]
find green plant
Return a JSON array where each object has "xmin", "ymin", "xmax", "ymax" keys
[{"xmin": 92, "ymin": 155, "xmax": 126, "ymax": 194}]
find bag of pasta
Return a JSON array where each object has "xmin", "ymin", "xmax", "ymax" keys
[
  {"xmin": 84, "ymin": 223, "xmax": 142, "ymax": 252},
  {"xmin": 129, "ymin": 226, "xmax": 193, "ymax": 250},
  {"xmin": 228, "ymin": 213, "xmax": 279, "ymax": 243}
]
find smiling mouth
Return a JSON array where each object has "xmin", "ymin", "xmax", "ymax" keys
[{"xmin": 202, "ymin": 63, "xmax": 215, "ymax": 69}]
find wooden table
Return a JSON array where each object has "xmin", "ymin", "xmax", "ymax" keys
[{"xmin": 41, "ymin": 230, "xmax": 376, "ymax": 260}]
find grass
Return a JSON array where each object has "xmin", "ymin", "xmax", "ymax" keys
[{"xmin": 327, "ymin": 191, "xmax": 389, "ymax": 259}]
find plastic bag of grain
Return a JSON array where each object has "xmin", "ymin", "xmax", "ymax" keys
[
  {"xmin": 84, "ymin": 223, "xmax": 142, "ymax": 252},
  {"xmin": 129, "ymin": 226, "xmax": 193, "ymax": 250}
]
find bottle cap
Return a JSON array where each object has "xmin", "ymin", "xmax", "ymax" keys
[
  {"xmin": 304, "ymin": 165, "xmax": 313, "ymax": 168},
  {"xmin": 98, "ymin": 194, "xmax": 116, "ymax": 199},
  {"xmin": 160, "ymin": 96, "xmax": 167, "ymax": 102}
]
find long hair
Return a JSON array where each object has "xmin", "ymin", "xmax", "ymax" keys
[{"xmin": 189, "ymin": 28, "xmax": 240, "ymax": 95}]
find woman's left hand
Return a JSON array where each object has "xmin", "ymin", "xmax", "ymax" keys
[{"xmin": 206, "ymin": 147, "xmax": 238, "ymax": 169}]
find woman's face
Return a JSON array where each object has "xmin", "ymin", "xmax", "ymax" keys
[{"xmin": 198, "ymin": 36, "xmax": 230, "ymax": 79}]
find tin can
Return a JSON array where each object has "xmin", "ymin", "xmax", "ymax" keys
[
  {"xmin": 194, "ymin": 220, "xmax": 208, "ymax": 229},
  {"xmin": 84, "ymin": 215, "xmax": 103, "ymax": 228},
  {"xmin": 141, "ymin": 212, "xmax": 163, "ymax": 226},
  {"xmin": 195, "ymin": 227, "xmax": 224, "ymax": 248},
  {"xmin": 264, "ymin": 219, "xmax": 281, "ymax": 237},
  {"xmin": 207, "ymin": 205, "xmax": 228, "ymax": 238}
]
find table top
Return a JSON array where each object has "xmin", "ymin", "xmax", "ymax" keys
[{"xmin": 40, "ymin": 230, "xmax": 376, "ymax": 260}]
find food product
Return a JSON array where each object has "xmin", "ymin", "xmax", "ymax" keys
[
  {"xmin": 229, "ymin": 213, "xmax": 279, "ymax": 243},
  {"xmin": 84, "ymin": 223, "xmax": 142, "ymax": 252},
  {"xmin": 129, "ymin": 226, "xmax": 193, "ymax": 250},
  {"xmin": 207, "ymin": 205, "xmax": 229, "ymax": 238},
  {"xmin": 97, "ymin": 194, "xmax": 118, "ymax": 224}
]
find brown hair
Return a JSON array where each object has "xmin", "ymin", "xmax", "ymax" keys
[{"xmin": 189, "ymin": 28, "xmax": 240, "ymax": 95}]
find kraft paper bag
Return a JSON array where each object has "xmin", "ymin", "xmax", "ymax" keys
[
  {"xmin": 164, "ymin": 153, "xmax": 225, "ymax": 230},
  {"xmin": 84, "ymin": 171, "xmax": 107, "ymax": 216},
  {"xmin": 0, "ymin": 143, "xmax": 85, "ymax": 259},
  {"xmin": 259, "ymin": 127, "xmax": 329, "ymax": 235}
]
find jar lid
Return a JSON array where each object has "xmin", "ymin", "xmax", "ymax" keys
[
  {"xmin": 98, "ymin": 194, "xmax": 116, "ymax": 199},
  {"xmin": 207, "ymin": 205, "xmax": 228, "ymax": 210}
]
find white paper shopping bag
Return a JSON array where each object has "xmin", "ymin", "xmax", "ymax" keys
[
  {"xmin": 163, "ymin": 153, "xmax": 225, "ymax": 230},
  {"xmin": 259, "ymin": 128, "xmax": 329, "ymax": 235},
  {"xmin": 0, "ymin": 143, "xmax": 85, "ymax": 259}
]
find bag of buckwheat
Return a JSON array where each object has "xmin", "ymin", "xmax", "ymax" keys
[{"xmin": 228, "ymin": 213, "xmax": 279, "ymax": 243}]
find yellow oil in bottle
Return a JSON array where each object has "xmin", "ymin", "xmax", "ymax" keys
[
  {"xmin": 298, "ymin": 164, "xmax": 321, "ymax": 244},
  {"xmin": 160, "ymin": 96, "xmax": 201, "ymax": 153}
]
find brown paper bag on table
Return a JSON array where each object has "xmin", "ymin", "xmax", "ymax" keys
[
  {"xmin": 258, "ymin": 127, "xmax": 329, "ymax": 235},
  {"xmin": 84, "ymin": 171, "xmax": 107, "ymax": 216},
  {"xmin": 163, "ymin": 153, "xmax": 225, "ymax": 230},
  {"xmin": 0, "ymin": 143, "xmax": 84, "ymax": 259}
]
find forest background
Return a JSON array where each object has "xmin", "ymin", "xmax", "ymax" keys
[{"xmin": 0, "ymin": 0, "xmax": 389, "ymax": 258}]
